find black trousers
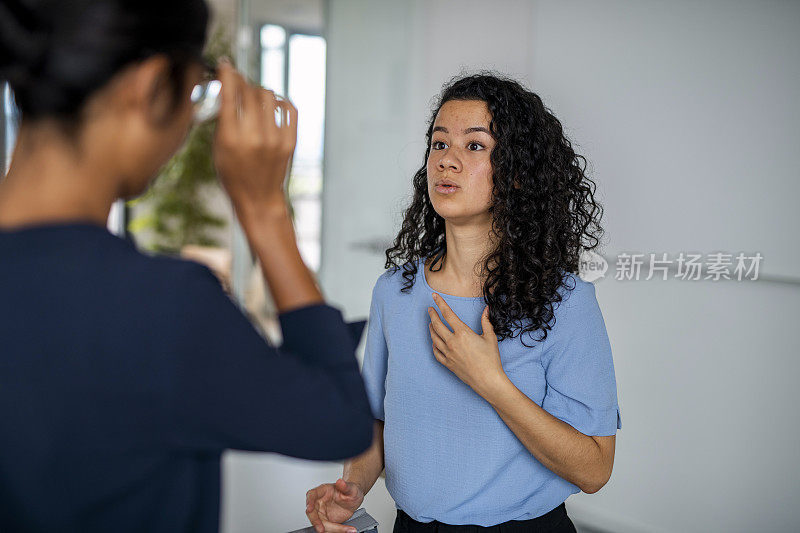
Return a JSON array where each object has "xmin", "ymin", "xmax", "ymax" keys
[{"xmin": 392, "ymin": 503, "xmax": 577, "ymax": 533}]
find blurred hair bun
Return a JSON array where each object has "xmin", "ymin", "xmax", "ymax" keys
[
  {"xmin": 0, "ymin": 0, "xmax": 209, "ymax": 120},
  {"xmin": 0, "ymin": 0, "xmax": 49, "ymax": 92},
  {"xmin": 0, "ymin": 1, "xmax": 50, "ymax": 83}
]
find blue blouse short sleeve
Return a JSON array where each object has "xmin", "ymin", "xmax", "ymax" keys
[
  {"xmin": 540, "ymin": 276, "xmax": 622, "ymax": 437},
  {"xmin": 360, "ymin": 274, "xmax": 389, "ymax": 421}
]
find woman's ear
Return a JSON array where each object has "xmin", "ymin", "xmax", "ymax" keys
[{"xmin": 127, "ymin": 54, "xmax": 179, "ymax": 127}]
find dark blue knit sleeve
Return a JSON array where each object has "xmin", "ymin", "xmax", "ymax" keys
[{"xmin": 165, "ymin": 261, "xmax": 373, "ymax": 460}]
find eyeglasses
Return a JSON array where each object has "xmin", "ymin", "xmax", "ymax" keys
[
  {"xmin": 191, "ymin": 58, "xmax": 221, "ymax": 123},
  {"xmin": 189, "ymin": 58, "xmax": 290, "ymax": 125}
]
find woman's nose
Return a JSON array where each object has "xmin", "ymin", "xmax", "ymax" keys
[{"xmin": 437, "ymin": 151, "xmax": 460, "ymax": 172}]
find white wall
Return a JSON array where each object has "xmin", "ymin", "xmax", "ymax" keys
[{"xmin": 527, "ymin": 0, "xmax": 800, "ymax": 280}]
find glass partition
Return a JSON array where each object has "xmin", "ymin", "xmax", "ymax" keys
[{"xmin": 2, "ymin": 82, "xmax": 19, "ymax": 179}]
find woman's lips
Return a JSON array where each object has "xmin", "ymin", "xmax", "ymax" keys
[{"xmin": 434, "ymin": 184, "xmax": 459, "ymax": 194}]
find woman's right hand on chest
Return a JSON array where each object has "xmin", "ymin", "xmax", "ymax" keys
[
  {"xmin": 211, "ymin": 59, "xmax": 298, "ymax": 221},
  {"xmin": 305, "ymin": 478, "xmax": 364, "ymax": 533}
]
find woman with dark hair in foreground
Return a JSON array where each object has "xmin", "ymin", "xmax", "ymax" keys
[
  {"xmin": 306, "ymin": 74, "xmax": 622, "ymax": 532},
  {"xmin": 0, "ymin": 1, "xmax": 373, "ymax": 531}
]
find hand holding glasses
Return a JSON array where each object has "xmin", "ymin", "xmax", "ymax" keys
[
  {"xmin": 191, "ymin": 58, "xmax": 291, "ymax": 126},
  {"xmin": 204, "ymin": 57, "xmax": 298, "ymax": 221},
  {"xmin": 190, "ymin": 59, "xmax": 222, "ymax": 123}
]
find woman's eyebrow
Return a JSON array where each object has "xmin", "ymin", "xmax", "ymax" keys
[
  {"xmin": 464, "ymin": 126, "xmax": 491, "ymax": 135},
  {"xmin": 432, "ymin": 126, "xmax": 491, "ymax": 134}
]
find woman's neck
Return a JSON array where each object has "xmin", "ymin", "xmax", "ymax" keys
[
  {"xmin": 426, "ymin": 219, "xmax": 497, "ymax": 295},
  {"xmin": 0, "ymin": 124, "xmax": 118, "ymax": 228}
]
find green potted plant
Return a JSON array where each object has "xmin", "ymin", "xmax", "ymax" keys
[{"xmin": 127, "ymin": 26, "xmax": 232, "ymax": 256}]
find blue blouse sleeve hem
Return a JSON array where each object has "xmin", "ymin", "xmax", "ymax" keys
[{"xmin": 550, "ymin": 404, "xmax": 622, "ymax": 437}]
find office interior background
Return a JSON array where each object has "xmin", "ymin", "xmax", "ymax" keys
[{"xmin": 1, "ymin": 1, "xmax": 798, "ymax": 532}]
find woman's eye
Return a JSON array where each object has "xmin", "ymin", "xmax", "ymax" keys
[
  {"xmin": 431, "ymin": 141, "xmax": 447, "ymax": 150},
  {"xmin": 467, "ymin": 142, "xmax": 484, "ymax": 151}
]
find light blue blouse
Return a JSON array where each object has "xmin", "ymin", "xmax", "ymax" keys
[{"xmin": 360, "ymin": 257, "xmax": 622, "ymax": 526}]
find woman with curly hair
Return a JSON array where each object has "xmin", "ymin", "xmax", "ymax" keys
[{"xmin": 305, "ymin": 73, "xmax": 622, "ymax": 533}]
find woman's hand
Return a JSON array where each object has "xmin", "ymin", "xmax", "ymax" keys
[
  {"xmin": 212, "ymin": 58, "xmax": 298, "ymax": 221},
  {"xmin": 305, "ymin": 478, "xmax": 363, "ymax": 533},
  {"xmin": 428, "ymin": 293, "xmax": 510, "ymax": 400}
]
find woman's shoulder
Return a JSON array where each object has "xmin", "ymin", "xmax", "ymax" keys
[
  {"xmin": 366, "ymin": 260, "xmax": 421, "ymax": 313},
  {"xmin": 548, "ymin": 270, "xmax": 604, "ymax": 333},
  {"xmin": 373, "ymin": 259, "xmax": 419, "ymax": 293},
  {"xmin": 146, "ymin": 254, "xmax": 224, "ymax": 302},
  {"xmin": 556, "ymin": 270, "xmax": 597, "ymax": 304},
  {"xmin": 100, "ymin": 239, "xmax": 226, "ymax": 311},
  {"xmin": 0, "ymin": 222, "xmax": 217, "ymax": 294}
]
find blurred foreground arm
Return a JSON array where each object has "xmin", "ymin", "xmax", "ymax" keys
[
  {"xmin": 168, "ymin": 59, "xmax": 372, "ymax": 459},
  {"xmin": 212, "ymin": 58, "xmax": 321, "ymax": 313}
]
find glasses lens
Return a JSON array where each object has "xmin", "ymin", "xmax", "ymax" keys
[{"xmin": 192, "ymin": 79, "xmax": 221, "ymax": 122}]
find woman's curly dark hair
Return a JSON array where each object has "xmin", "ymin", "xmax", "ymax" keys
[{"xmin": 384, "ymin": 72, "xmax": 604, "ymax": 347}]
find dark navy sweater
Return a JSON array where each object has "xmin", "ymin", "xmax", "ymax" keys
[{"xmin": 0, "ymin": 222, "xmax": 374, "ymax": 532}]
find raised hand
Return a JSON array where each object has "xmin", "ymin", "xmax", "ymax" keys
[{"xmin": 211, "ymin": 58, "xmax": 298, "ymax": 220}]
